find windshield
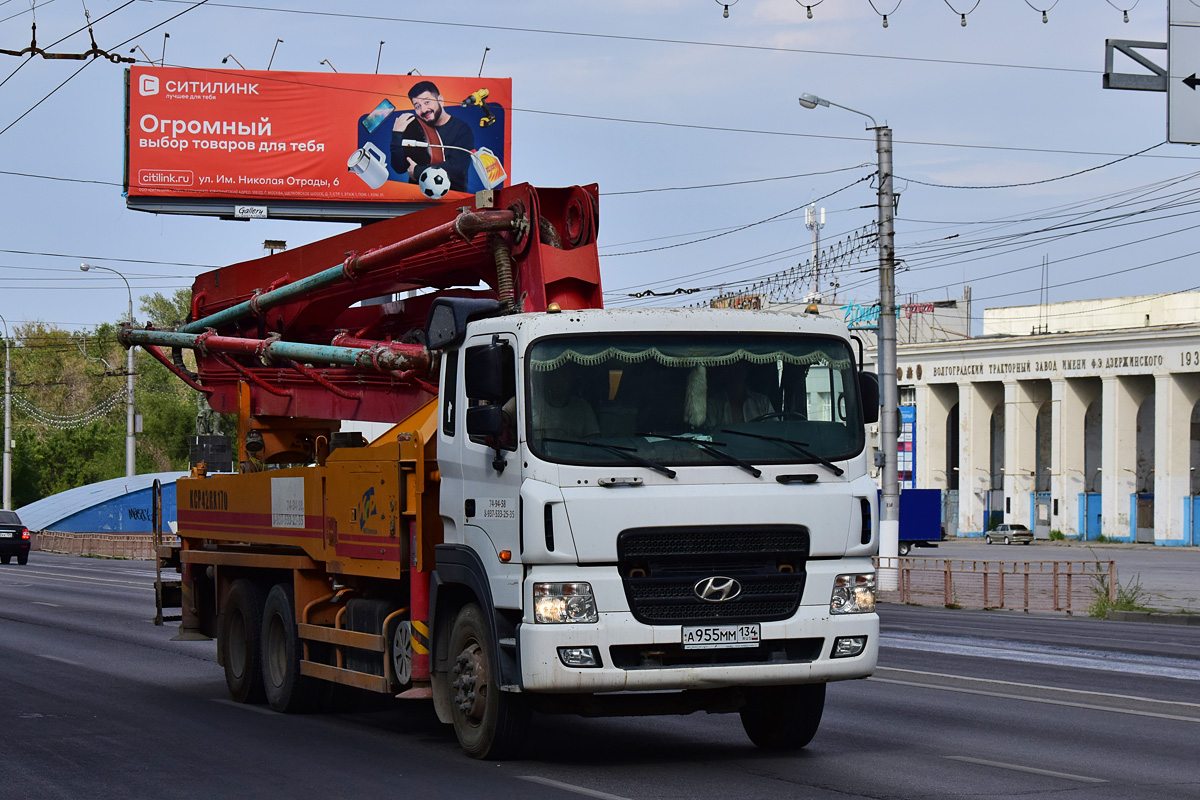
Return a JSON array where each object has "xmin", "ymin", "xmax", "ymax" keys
[{"xmin": 526, "ymin": 333, "xmax": 865, "ymax": 469}]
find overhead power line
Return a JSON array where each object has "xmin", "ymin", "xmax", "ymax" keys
[
  {"xmin": 0, "ymin": 248, "xmax": 218, "ymax": 269},
  {"xmin": 894, "ymin": 143, "xmax": 1166, "ymax": 190},
  {"xmin": 140, "ymin": 0, "xmax": 1098, "ymax": 76},
  {"xmin": 0, "ymin": 0, "xmax": 211, "ymax": 139},
  {"xmin": 601, "ymin": 174, "xmax": 873, "ymax": 257}
]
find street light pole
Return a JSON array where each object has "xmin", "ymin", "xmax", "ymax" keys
[
  {"xmin": 80, "ymin": 264, "xmax": 136, "ymax": 478},
  {"xmin": 799, "ymin": 93, "xmax": 899, "ymax": 589},
  {"xmin": 0, "ymin": 312, "xmax": 11, "ymax": 510}
]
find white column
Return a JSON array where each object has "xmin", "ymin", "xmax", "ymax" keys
[
  {"xmin": 958, "ymin": 382, "xmax": 1000, "ymax": 536},
  {"xmin": 1053, "ymin": 378, "xmax": 1091, "ymax": 537},
  {"xmin": 1003, "ymin": 381, "xmax": 1039, "ymax": 528},
  {"xmin": 1101, "ymin": 376, "xmax": 1140, "ymax": 539},
  {"xmin": 915, "ymin": 383, "xmax": 954, "ymax": 489},
  {"xmin": 1153, "ymin": 373, "xmax": 1200, "ymax": 543}
]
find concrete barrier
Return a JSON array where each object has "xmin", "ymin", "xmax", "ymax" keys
[{"xmin": 33, "ymin": 531, "xmax": 157, "ymax": 560}]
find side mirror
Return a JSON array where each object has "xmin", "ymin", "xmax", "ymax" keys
[
  {"xmin": 465, "ymin": 340, "xmax": 514, "ymax": 403},
  {"xmin": 466, "ymin": 404, "xmax": 506, "ymax": 439},
  {"xmin": 859, "ymin": 371, "xmax": 880, "ymax": 424}
]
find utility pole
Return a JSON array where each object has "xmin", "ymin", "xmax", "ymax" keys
[
  {"xmin": 799, "ymin": 93, "xmax": 899, "ymax": 590},
  {"xmin": 80, "ymin": 264, "xmax": 136, "ymax": 478},
  {"xmin": 805, "ymin": 203, "xmax": 825, "ymax": 301},
  {"xmin": 0, "ymin": 312, "xmax": 11, "ymax": 510},
  {"xmin": 874, "ymin": 124, "xmax": 899, "ymax": 591}
]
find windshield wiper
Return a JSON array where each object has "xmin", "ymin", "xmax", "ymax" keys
[
  {"xmin": 543, "ymin": 438, "xmax": 677, "ymax": 479},
  {"xmin": 720, "ymin": 429, "xmax": 845, "ymax": 476},
  {"xmin": 636, "ymin": 432, "xmax": 761, "ymax": 478}
]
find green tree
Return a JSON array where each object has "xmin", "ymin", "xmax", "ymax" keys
[
  {"xmin": 140, "ymin": 288, "xmax": 192, "ymax": 329},
  {"xmin": 8, "ymin": 317, "xmax": 200, "ymax": 508}
]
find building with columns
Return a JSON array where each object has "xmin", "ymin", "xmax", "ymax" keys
[{"xmin": 891, "ymin": 293, "xmax": 1200, "ymax": 546}]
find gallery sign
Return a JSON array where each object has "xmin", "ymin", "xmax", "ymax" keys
[{"xmin": 125, "ymin": 67, "xmax": 511, "ymax": 207}]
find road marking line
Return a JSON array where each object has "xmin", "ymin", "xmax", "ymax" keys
[
  {"xmin": 1, "ymin": 570, "xmax": 152, "ymax": 592},
  {"xmin": 31, "ymin": 601, "xmax": 61, "ymax": 607},
  {"xmin": 212, "ymin": 698, "xmax": 278, "ymax": 716},
  {"xmin": 874, "ymin": 666, "xmax": 1200, "ymax": 710},
  {"xmin": 869, "ymin": 677, "xmax": 1200, "ymax": 723},
  {"xmin": 881, "ymin": 633, "xmax": 1200, "ymax": 681},
  {"xmin": 945, "ymin": 756, "xmax": 1107, "ymax": 783},
  {"xmin": 39, "ymin": 655, "xmax": 81, "ymax": 666},
  {"xmin": 518, "ymin": 776, "xmax": 633, "ymax": 800}
]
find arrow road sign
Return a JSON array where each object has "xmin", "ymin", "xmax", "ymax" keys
[{"xmin": 1169, "ymin": 25, "xmax": 1200, "ymax": 143}]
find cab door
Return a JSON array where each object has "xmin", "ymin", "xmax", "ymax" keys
[{"xmin": 457, "ymin": 332, "xmax": 523, "ymax": 609}]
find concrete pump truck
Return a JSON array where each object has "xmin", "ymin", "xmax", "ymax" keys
[{"xmin": 126, "ymin": 183, "xmax": 881, "ymax": 759}]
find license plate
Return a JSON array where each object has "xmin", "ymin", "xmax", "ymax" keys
[
  {"xmin": 0, "ymin": 531, "xmax": 11, "ymax": 538},
  {"xmin": 681, "ymin": 623, "xmax": 760, "ymax": 650}
]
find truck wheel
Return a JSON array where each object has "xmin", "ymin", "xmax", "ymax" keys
[
  {"xmin": 221, "ymin": 579, "xmax": 266, "ymax": 704},
  {"xmin": 898, "ymin": 542, "xmax": 911, "ymax": 556},
  {"xmin": 389, "ymin": 618, "xmax": 413, "ymax": 689},
  {"xmin": 740, "ymin": 683, "xmax": 826, "ymax": 750},
  {"xmin": 445, "ymin": 603, "xmax": 528, "ymax": 759},
  {"xmin": 262, "ymin": 583, "xmax": 321, "ymax": 713}
]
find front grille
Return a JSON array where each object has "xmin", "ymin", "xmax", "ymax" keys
[{"xmin": 617, "ymin": 526, "xmax": 809, "ymax": 625}]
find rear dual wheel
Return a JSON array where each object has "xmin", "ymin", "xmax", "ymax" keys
[
  {"xmin": 221, "ymin": 579, "xmax": 266, "ymax": 704},
  {"xmin": 262, "ymin": 583, "xmax": 323, "ymax": 713}
]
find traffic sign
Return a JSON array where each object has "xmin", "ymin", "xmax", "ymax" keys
[
  {"xmin": 1169, "ymin": 24, "xmax": 1200, "ymax": 143},
  {"xmin": 1171, "ymin": 0, "xmax": 1200, "ymax": 28}
]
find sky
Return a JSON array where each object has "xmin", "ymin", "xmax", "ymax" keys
[{"xmin": 1, "ymin": 0, "xmax": 1196, "ymax": 336}]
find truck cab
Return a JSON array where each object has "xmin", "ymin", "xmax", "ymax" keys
[{"xmin": 428, "ymin": 301, "xmax": 880, "ymax": 756}]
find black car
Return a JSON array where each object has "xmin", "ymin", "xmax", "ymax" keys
[{"xmin": 0, "ymin": 510, "xmax": 30, "ymax": 565}]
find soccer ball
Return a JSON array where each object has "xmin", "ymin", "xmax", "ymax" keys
[{"xmin": 418, "ymin": 166, "xmax": 450, "ymax": 199}]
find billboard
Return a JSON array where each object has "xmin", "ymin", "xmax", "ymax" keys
[{"xmin": 125, "ymin": 67, "xmax": 511, "ymax": 212}]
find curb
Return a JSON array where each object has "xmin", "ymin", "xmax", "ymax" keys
[{"xmin": 1105, "ymin": 610, "xmax": 1200, "ymax": 626}]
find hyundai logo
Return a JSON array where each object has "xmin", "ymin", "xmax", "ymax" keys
[{"xmin": 694, "ymin": 576, "xmax": 742, "ymax": 602}]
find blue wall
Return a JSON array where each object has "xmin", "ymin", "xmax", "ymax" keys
[{"xmin": 51, "ymin": 483, "xmax": 178, "ymax": 533}]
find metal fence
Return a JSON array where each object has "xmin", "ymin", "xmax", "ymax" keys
[{"xmin": 875, "ymin": 556, "xmax": 1117, "ymax": 614}]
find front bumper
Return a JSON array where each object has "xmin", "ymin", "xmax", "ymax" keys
[{"xmin": 518, "ymin": 562, "xmax": 878, "ymax": 693}]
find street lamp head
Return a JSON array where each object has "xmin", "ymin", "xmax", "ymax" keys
[
  {"xmin": 79, "ymin": 262, "xmax": 91, "ymax": 272},
  {"xmin": 798, "ymin": 93, "xmax": 829, "ymax": 110}
]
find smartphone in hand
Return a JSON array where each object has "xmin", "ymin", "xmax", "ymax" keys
[{"xmin": 362, "ymin": 99, "xmax": 396, "ymax": 133}]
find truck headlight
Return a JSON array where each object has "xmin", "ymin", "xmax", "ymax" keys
[
  {"xmin": 534, "ymin": 582, "xmax": 598, "ymax": 623},
  {"xmin": 830, "ymin": 573, "xmax": 876, "ymax": 614}
]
